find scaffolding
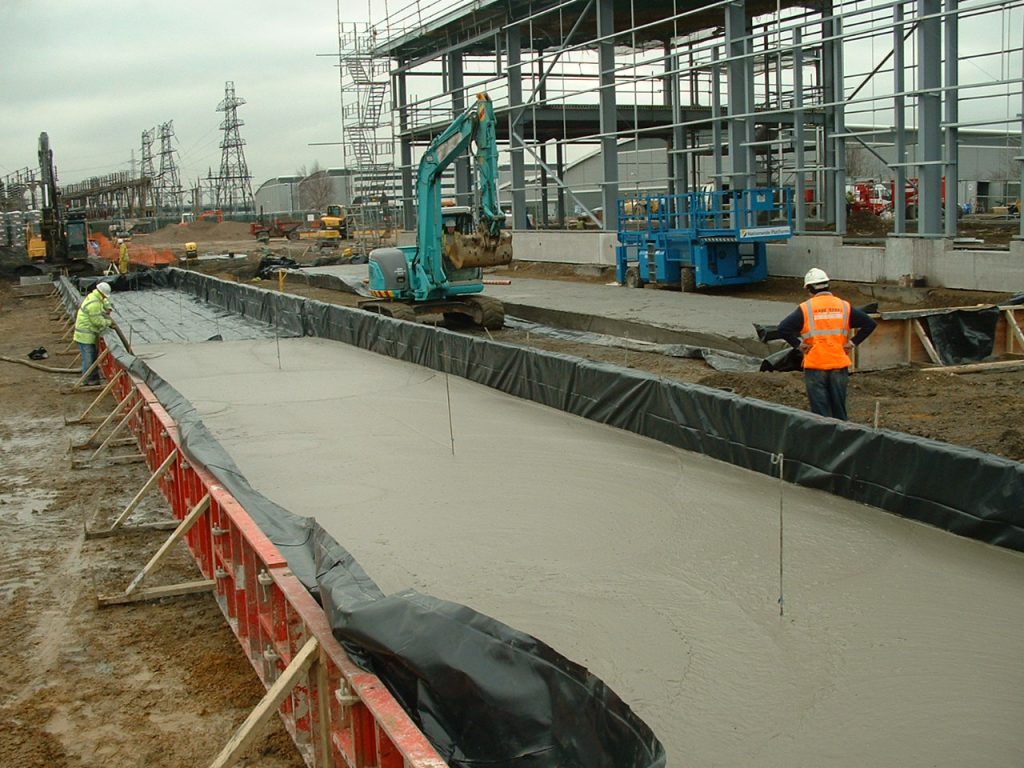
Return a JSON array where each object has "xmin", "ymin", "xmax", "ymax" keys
[
  {"xmin": 338, "ymin": 21, "xmax": 399, "ymax": 249},
  {"xmin": 364, "ymin": 0, "xmax": 1024, "ymax": 238}
]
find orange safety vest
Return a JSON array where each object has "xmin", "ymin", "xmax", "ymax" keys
[{"xmin": 799, "ymin": 293, "xmax": 852, "ymax": 370}]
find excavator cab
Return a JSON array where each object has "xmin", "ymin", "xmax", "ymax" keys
[{"xmin": 441, "ymin": 206, "xmax": 474, "ymax": 235}]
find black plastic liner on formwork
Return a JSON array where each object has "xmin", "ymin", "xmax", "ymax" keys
[{"xmin": 60, "ymin": 275, "xmax": 666, "ymax": 768}]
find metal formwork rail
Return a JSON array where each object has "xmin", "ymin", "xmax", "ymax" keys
[{"xmin": 96, "ymin": 344, "xmax": 447, "ymax": 768}]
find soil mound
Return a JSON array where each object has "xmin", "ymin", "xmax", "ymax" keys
[{"xmin": 143, "ymin": 220, "xmax": 253, "ymax": 245}]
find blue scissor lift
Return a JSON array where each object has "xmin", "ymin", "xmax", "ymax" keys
[{"xmin": 616, "ymin": 187, "xmax": 794, "ymax": 291}]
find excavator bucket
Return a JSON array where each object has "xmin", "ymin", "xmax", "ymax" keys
[{"xmin": 445, "ymin": 229, "xmax": 513, "ymax": 270}]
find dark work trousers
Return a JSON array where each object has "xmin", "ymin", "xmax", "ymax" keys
[{"xmin": 803, "ymin": 367, "xmax": 850, "ymax": 420}]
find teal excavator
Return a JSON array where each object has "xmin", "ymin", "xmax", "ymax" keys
[{"xmin": 363, "ymin": 93, "xmax": 512, "ymax": 329}]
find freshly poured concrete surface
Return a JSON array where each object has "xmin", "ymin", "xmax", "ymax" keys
[{"xmin": 140, "ymin": 336, "xmax": 1024, "ymax": 767}]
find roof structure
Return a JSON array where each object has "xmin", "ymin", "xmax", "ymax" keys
[{"xmin": 372, "ymin": 0, "xmax": 813, "ymax": 64}]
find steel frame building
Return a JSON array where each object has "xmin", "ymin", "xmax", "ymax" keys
[{"xmin": 344, "ymin": 0, "xmax": 1024, "ymax": 239}]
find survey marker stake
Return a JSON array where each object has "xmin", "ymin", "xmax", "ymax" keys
[
  {"xmin": 98, "ymin": 493, "xmax": 214, "ymax": 607},
  {"xmin": 207, "ymin": 638, "xmax": 320, "ymax": 768},
  {"xmin": 86, "ymin": 448, "xmax": 180, "ymax": 539},
  {"xmin": 771, "ymin": 452, "xmax": 785, "ymax": 617}
]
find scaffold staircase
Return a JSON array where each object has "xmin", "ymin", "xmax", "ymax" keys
[{"xmin": 339, "ymin": 21, "xmax": 397, "ymax": 250}]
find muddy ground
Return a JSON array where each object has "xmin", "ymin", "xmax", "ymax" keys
[{"xmin": 0, "ymin": 283, "xmax": 304, "ymax": 767}]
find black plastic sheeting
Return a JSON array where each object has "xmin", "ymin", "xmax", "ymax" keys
[
  {"xmin": 60, "ymin": 275, "xmax": 666, "ymax": 768},
  {"xmin": 924, "ymin": 308, "xmax": 1000, "ymax": 365},
  {"xmin": 879, "ymin": 298, "xmax": 1024, "ymax": 366}
]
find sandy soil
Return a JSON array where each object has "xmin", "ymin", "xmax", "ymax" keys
[{"xmin": 0, "ymin": 283, "xmax": 304, "ymax": 768}]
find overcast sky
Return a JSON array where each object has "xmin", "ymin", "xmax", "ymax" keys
[{"xmin": 0, "ymin": 1, "xmax": 376, "ymax": 188}]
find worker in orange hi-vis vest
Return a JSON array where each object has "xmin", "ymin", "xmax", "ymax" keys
[{"xmin": 777, "ymin": 268, "xmax": 877, "ymax": 420}]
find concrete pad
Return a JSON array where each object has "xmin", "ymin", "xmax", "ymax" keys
[{"xmin": 139, "ymin": 335, "xmax": 1024, "ymax": 767}]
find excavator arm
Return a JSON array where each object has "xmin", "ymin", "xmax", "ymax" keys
[{"xmin": 412, "ymin": 93, "xmax": 511, "ymax": 291}]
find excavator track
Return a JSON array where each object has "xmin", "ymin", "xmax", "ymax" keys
[
  {"xmin": 462, "ymin": 295, "xmax": 505, "ymax": 330},
  {"xmin": 358, "ymin": 296, "xmax": 505, "ymax": 330},
  {"xmin": 359, "ymin": 300, "xmax": 418, "ymax": 323}
]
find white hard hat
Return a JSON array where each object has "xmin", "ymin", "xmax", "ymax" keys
[
  {"xmin": 803, "ymin": 267, "xmax": 830, "ymax": 288},
  {"xmin": 96, "ymin": 282, "xmax": 112, "ymax": 296}
]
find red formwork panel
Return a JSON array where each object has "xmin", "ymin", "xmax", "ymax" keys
[{"xmin": 97, "ymin": 344, "xmax": 448, "ymax": 768}]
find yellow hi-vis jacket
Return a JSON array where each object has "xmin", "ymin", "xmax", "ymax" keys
[
  {"xmin": 799, "ymin": 293, "xmax": 852, "ymax": 370},
  {"xmin": 73, "ymin": 289, "xmax": 112, "ymax": 345}
]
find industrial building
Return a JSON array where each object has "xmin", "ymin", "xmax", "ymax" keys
[{"xmin": 328, "ymin": 0, "xmax": 1024, "ymax": 289}]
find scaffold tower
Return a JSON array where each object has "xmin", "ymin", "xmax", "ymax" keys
[
  {"xmin": 214, "ymin": 81, "xmax": 255, "ymax": 213},
  {"xmin": 338, "ymin": 22, "xmax": 396, "ymax": 205}
]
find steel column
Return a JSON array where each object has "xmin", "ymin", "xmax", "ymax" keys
[
  {"xmin": 597, "ymin": 0, "xmax": 619, "ymax": 230},
  {"xmin": 506, "ymin": 25, "xmax": 529, "ymax": 230},
  {"xmin": 917, "ymin": 0, "xmax": 943, "ymax": 235},
  {"xmin": 725, "ymin": 1, "xmax": 752, "ymax": 189},
  {"xmin": 448, "ymin": 52, "xmax": 471, "ymax": 205},
  {"xmin": 943, "ymin": 0, "xmax": 959, "ymax": 237}
]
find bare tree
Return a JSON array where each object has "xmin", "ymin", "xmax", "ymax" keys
[
  {"xmin": 846, "ymin": 145, "xmax": 881, "ymax": 180},
  {"xmin": 298, "ymin": 162, "xmax": 334, "ymax": 213}
]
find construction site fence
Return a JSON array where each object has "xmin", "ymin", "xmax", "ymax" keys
[
  {"xmin": 159, "ymin": 267, "xmax": 1024, "ymax": 553},
  {"xmin": 56, "ymin": 279, "xmax": 449, "ymax": 768}
]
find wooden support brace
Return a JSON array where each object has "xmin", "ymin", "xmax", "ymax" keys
[
  {"xmin": 83, "ymin": 398, "xmax": 144, "ymax": 464},
  {"xmin": 207, "ymin": 638, "xmax": 321, "ymax": 768},
  {"xmin": 911, "ymin": 319, "xmax": 943, "ymax": 365},
  {"xmin": 931, "ymin": 359, "xmax": 1024, "ymax": 374},
  {"xmin": 73, "ymin": 437, "xmax": 136, "ymax": 451},
  {"xmin": 1005, "ymin": 309, "xmax": 1024, "ymax": 354},
  {"xmin": 64, "ymin": 347, "xmax": 111, "ymax": 392},
  {"xmin": 97, "ymin": 579, "xmax": 214, "ymax": 606},
  {"xmin": 75, "ymin": 388, "xmax": 134, "ymax": 447},
  {"xmin": 86, "ymin": 449, "xmax": 179, "ymax": 538},
  {"xmin": 65, "ymin": 370, "xmax": 125, "ymax": 425},
  {"xmin": 98, "ymin": 492, "xmax": 212, "ymax": 605}
]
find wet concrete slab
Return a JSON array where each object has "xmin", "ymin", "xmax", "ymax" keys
[
  {"xmin": 138, "ymin": 334, "xmax": 1024, "ymax": 767},
  {"xmin": 108, "ymin": 289, "xmax": 291, "ymax": 345}
]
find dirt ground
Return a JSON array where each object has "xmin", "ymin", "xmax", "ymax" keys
[{"xmin": 0, "ymin": 283, "xmax": 304, "ymax": 767}]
